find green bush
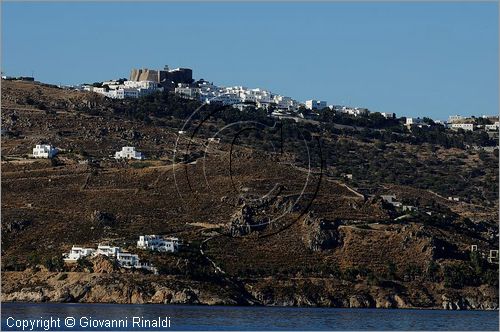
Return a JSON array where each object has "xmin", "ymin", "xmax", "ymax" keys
[
  {"xmin": 76, "ymin": 257, "xmax": 94, "ymax": 272},
  {"xmin": 44, "ymin": 256, "xmax": 65, "ymax": 272},
  {"xmin": 385, "ymin": 261, "xmax": 397, "ymax": 280},
  {"xmin": 425, "ymin": 261, "xmax": 441, "ymax": 282},
  {"xmin": 130, "ymin": 161, "xmax": 152, "ymax": 169},
  {"xmin": 443, "ymin": 263, "xmax": 474, "ymax": 288}
]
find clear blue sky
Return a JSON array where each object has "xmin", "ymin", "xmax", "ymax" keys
[{"xmin": 2, "ymin": 2, "xmax": 498, "ymax": 120}]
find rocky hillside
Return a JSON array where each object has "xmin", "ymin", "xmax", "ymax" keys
[{"xmin": 1, "ymin": 80, "xmax": 498, "ymax": 309}]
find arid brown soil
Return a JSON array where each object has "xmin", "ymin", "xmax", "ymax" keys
[{"xmin": 1, "ymin": 80, "xmax": 498, "ymax": 309}]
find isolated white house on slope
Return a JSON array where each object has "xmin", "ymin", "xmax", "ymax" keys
[
  {"xmin": 33, "ymin": 144, "xmax": 58, "ymax": 158},
  {"xmin": 114, "ymin": 146, "xmax": 144, "ymax": 160}
]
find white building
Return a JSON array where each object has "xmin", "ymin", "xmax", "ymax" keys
[
  {"xmin": 402, "ymin": 205, "xmax": 417, "ymax": 212},
  {"xmin": 305, "ymin": 100, "xmax": 327, "ymax": 110},
  {"xmin": 83, "ymin": 80, "xmax": 162, "ymax": 99},
  {"xmin": 406, "ymin": 117, "xmax": 423, "ymax": 126},
  {"xmin": 381, "ymin": 195, "xmax": 397, "ymax": 204},
  {"xmin": 175, "ymin": 84, "xmax": 200, "ymax": 99},
  {"xmin": 485, "ymin": 122, "xmax": 499, "ymax": 131},
  {"xmin": 123, "ymin": 80, "xmax": 159, "ymax": 90},
  {"xmin": 137, "ymin": 235, "xmax": 179, "ymax": 253},
  {"xmin": 33, "ymin": 144, "xmax": 58, "ymax": 159},
  {"xmin": 176, "ymin": 81, "xmax": 300, "ymax": 111},
  {"xmin": 233, "ymin": 103, "xmax": 255, "ymax": 111},
  {"xmin": 340, "ymin": 107, "xmax": 370, "ymax": 117},
  {"xmin": 448, "ymin": 115, "xmax": 464, "ymax": 123},
  {"xmin": 451, "ymin": 123, "xmax": 474, "ymax": 131},
  {"xmin": 273, "ymin": 95, "xmax": 298, "ymax": 110},
  {"xmin": 62, "ymin": 246, "xmax": 96, "ymax": 262},
  {"xmin": 95, "ymin": 244, "xmax": 121, "ymax": 257},
  {"xmin": 208, "ymin": 137, "xmax": 221, "ymax": 144},
  {"xmin": 381, "ymin": 112, "xmax": 395, "ymax": 119},
  {"xmin": 381, "ymin": 195, "xmax": 403, "ymax": 208},
  {"xmin": 62, "ymin": 244, "xmax": 156, "ymax": 273},
  {"xmin": 116, "ymin": 252, "xmax": 140, "ymax": 267},
  {"xmin": 114, "ymin": 146, "xmax": 144, "ymax": 160}
]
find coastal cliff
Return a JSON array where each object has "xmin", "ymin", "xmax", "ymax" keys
[{"xmin": 2, "ymin": 271, "xmax": 498, "ymax": 310}]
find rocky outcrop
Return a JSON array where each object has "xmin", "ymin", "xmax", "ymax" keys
[
  {"xmin": 441, "ymin": 294, "xmax": 499, "ymax": 310},
  {"xmin": 301, "ymin": 213, "xmax": 342, "ymax": 251},
  {"xmin": 2, "ymin": 219, "xmax": 32, "ymax": 233},
  {"xmin": 90, "ymin": 210, "xmax": 116, "ymax": 226},
  {"xmin": 228, "ymin": 203, "xmax": 267, "ymax": 237},
  {"xmin": 150, "ymin": 287, "xmax": 199, "ymax": 304},
  {"xmin": 1, "ymin": 271, "xmax": 248, "ymax": 305},
  {"xmin": 349, "ymin": 294, "xmax": 375, "ymax": 308},
  {"xmin": 3, "ymin": 287, "xmax": 48, "ymax": 302},
  {"xmin": 91, "ymin": 255, "xmax": 119, "ymax": 273},
  {"xmin": 2, "ymin": 271, "xmax": 498, "ymax": 310}
]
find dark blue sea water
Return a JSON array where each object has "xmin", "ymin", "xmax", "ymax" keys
[{"xmin": 1, "ymin": 303, "xmax": 498, "ymax": 331}]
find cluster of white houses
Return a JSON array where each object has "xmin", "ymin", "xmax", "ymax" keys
[
  {"xmin": 82, "ymin": 80, "xmax": 163, "ymax": 99},
  {"xmin": 77, "ymin": 64, "xmax": 394, "ymax": 118},
  {"xmin": 63, "ymin": 235, "xmax": 180, "ymax": 273},
  {"xmin": 292, "ymin": 99, "xmax": 394, "ymax": 119},
  {"xmin": 174, "ymin": 82, "xmax": 397, "ymax": 121},
  {"xmin": 405, "ymin": 114, "xmax": 499, "ymax": 133},
  {"xmin": 175, "ymin": 81, "xmax": 301, "ymax": 111},
  {"xmin": 63, "ymin": 244, "xmax": 157, "ymax": 273}
]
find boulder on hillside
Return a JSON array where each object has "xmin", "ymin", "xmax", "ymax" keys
[
  {"xmin": 2, "ymin": 219, "xmax": 32, "ymax": 233},
  {"xmin": 90, "ymin": 210, "xmax": 116, "ymax": 226},
  {"xmin": 228, "ymin": 203, "xmax": 267, "ymax": 237}
]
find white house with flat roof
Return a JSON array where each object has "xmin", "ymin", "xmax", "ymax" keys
[
  {"xmin": 95, "ymin": 244, "xmax": 121, "ymax": 257},
  {"xmin": 381, "ymin": 195, "xmax": 403, "ymax": 208},
  {"xmin": 451, "ymin": 123, "xmax": 474, "ymax": 131},
  {"xmin": 485, "ymin": 122, "xmax": 499, "ymax": 131},
  {"xmin": 137, "ymin": 235, "xmax": 179, "ymax": 253},
  {"xmin": 381, "ymin": 112, "xmax": 395, "ymax": 119},
  {"xmin": 115, "ymin": 146, "xmax": 144, "ymax": 160},
  {"xmin": 116, "ymin": 252, "xmax": 140, "ymax": 267},
  {"xmin": 33, "ymin": 144, "xmax": 58, "ymax": 159},
  {"xmin": 62, "ymin": 246, "xmax": 96, "ymax": 262},
  {"xmin": 406, "ymin": 117, "xmax": 423, "ymax": 126},
  {"xmin": 305, "ymin": 100, "xmax": 327, "ymax": 110}
]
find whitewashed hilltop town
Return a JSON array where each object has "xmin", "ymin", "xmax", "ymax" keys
[
  {"xmin": 10, "ymin": 63, "xmax": 498, "ymax": 167},
  {"xmin": 4, "ymin": 65, "xmax": 499, "ymax": 136}
]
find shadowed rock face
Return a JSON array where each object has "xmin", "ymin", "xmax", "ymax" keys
[
  {"xmin": 302, "ymin": 213, "xmax": 342, "ymax": 251},
  {"xmin": 90, "ymin": 210, "xmax": 116, "ymax": 226},
  {"xmin": 228, "ymin": 203, "xmax": 267, "ymax": 237},
  {"xmin": 226, "ymin": 191, "xmax": 299, "ymax": 237},
  {"xmin": 2, "ymin": 219, "xmax": 32, "ymax": 233}
]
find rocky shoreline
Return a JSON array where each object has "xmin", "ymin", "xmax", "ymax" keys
[{"xmin": 2, "ymin": 271, "xmax": 498, "ymax": 311}]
